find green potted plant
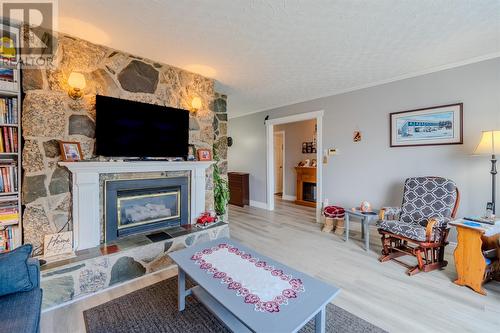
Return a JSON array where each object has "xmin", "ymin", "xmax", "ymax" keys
[{"xmin": 213, "ymin": 147, "xmax": 230, "ymax": 219}]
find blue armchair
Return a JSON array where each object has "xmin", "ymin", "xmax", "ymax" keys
[{"xmin": 0, "ymin": 246, "xmax": 43, "ymax": 333}]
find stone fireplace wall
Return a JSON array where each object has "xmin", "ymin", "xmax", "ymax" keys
[{"xmin": 21, "ymin": 32, "xmax": 228, "ymax": 255}]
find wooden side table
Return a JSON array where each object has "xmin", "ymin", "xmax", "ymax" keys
[{"xmin": 450, "ymin": 220, "xmax": 500, "ymax": 295}]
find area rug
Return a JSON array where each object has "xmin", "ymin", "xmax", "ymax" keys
[{"xmin": 83, "ymin": 277, "xmax": 385, "ymax": 333}]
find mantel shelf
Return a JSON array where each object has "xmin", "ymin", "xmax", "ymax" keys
[{"xmin": 59, "ymin": 160, "xmax": 214, "ymax": 174}]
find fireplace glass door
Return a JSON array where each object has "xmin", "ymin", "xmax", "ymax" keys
[
  {"xmin": 105, "ymin": 176, "xmax": 189, "ymax": 243},
  {"xmin": 117, "ymin": 190, "xmax": 180, "ymax": 230}
]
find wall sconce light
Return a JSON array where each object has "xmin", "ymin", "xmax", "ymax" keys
[
  {"xmin": 191, "ymin": 96, "xmax": 202, "ymax": 114},
  {"xmin": 68, "ymin": 72, "xmax": 86, "ymax": 100}
]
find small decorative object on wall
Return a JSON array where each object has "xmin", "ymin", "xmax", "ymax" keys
[
  {"xmin": 390, "ymin": 103, "xmax": 463, "ymax": 147},
  {"xmin": 187, "ymin": 144, "xmax": 196, "ymax": 161},
  {"xmin": 353, "ymin": 130, "xmax": 362, "ymax": 142},
  {"xmin": 197, "ymin": 148, "xmax": 212, "ymax": 161},
  {"xmin": 59, "ymin": 141, "xmax": 84, "ymax": 161},
  {"xmin": 43, "ymin": 231, "xmax": 74, "ymax": 259},
  {"xmin": 302, "ymin": 141, "xmax": 316, "ymax": 153}
]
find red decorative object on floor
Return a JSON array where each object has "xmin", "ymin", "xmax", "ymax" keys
[{"xmin": 323, "ymin": 206, "xmax": 345, "ymax": 219}]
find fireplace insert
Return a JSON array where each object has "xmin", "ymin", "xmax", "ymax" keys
[
  {"xmin": 104, "ymin": 177, "xmax": 189, "ymax": 243},
  {"xmin": 302, "ymin": 182, "xmax": 317, "ymax": 203}
]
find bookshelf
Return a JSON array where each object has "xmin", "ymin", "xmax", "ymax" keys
[{"xmin": 0, "ymin": 23, "xmax": 22, "ymax": 252}]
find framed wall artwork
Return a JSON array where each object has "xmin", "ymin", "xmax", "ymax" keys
[
  {"xmin": 390, "ymin": 103, "xmax": 463, "ymax": 147},
  {"xmin": 302, "ymin": 141, "xmax": 316, "ymax": 154}
]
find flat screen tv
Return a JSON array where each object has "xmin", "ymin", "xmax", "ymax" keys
[{"xmin": 95, "ymin": 95, "xmax": 189, "ymax": 158}]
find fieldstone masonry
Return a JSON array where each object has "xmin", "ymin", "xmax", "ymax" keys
[
  {"xmin": 41, "ymin": 223, "xmax": 229, "ymax": 309},
  {"xmin": 22, "ymin": 31, "xmax": 228, "ymax": 255}
]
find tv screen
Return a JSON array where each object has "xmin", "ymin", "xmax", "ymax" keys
[{"xmin": 95, "ymin": 95, "xmax": 189, "ymax": 158}]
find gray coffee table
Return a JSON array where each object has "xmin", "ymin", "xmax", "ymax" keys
[
  {"xmin": 344, "ymin": 209, "xmax": 379, "ymax": 251},
  {"xmin": 169, "ymin": 238, "xmax": 340, "ymax": 333}
]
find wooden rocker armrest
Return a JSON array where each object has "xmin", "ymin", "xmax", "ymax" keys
[
  {"xmin": 378, "ymin": 208, "xmax": 386, "ymax": 220},
  {"xmin": 426, "ymin": 218, "xmax": 438, "ymax": 242},
  {"xmin": 379, "ymin": 207, "xmax": 401, "ymax": 220}
]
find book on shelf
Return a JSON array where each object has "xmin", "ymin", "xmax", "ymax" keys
[
  {"xmin": 0, "ymin": 68, "xmax": 15, "ymax": 82},
  {"xmin": 0, "ymin": 97, "xmax": 17, "ymax": 124},
  {"xmin": 0, "ymin": 226, "xmax": 14, "ymax": 252},
  {"xmin": 0, "ymin": 206, "xmax": 19, "ymax": 224},
  {"xmin": 0, "ymin": 126, "xmax": 18, "ymax": 153},
  {"xmin": 0, "ymin": 161, "xmax": 18, "ymax": 193}
]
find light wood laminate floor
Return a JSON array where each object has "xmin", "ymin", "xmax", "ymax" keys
[{"xmin": 42, "ymin": 199, "xmax": 500, "ymax": 332}]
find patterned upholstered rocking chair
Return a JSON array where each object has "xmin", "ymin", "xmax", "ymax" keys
[{"xmin": 377, "ymin": 177, "xmax": 460, "ymax": 275}]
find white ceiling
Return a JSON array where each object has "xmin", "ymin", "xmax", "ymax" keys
[{"xmin": 57, "ymin": 0, "xmax": 500, "ymax": 118}]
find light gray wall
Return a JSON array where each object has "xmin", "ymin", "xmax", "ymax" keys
[
  {"xmin": 275, "ymin": 119, "xmax": 317, "ymax": 197},
  {"xmin": 228, "ymin": 58, "xmax": 500, "ymax": 221}
]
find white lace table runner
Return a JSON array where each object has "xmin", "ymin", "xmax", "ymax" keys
[{"xmin": 190, "ymin": 243, "xmax": 305, "ymax": 313}]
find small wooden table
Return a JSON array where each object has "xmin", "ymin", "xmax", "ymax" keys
[
  {"xmin": 169, "ymin": 238, "xmax": 340, "ymax": 333},
  {"xmin": 450, "ymin": 219, "xmax": 500, "ymax": 295}
]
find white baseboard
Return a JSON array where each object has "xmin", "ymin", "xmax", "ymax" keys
[
  {"xmin": 249, "ymin": 200, "xmax": 267, "ymax": 209},
  {"xmin": 282, "ymin": 194, "xmax": 296, "ymax": 201}
]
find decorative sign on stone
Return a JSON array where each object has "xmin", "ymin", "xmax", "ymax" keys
[{"xmin": 43, "ymin": 231, "xmax": 74, "ymax": 259}]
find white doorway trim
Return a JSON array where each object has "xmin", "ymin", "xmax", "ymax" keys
[
  {"xmin": 273, "ymin": 130, "xmax": 286, "ymax": 196},
  {"xmin": 265, "ymin": 110, "xmax": 324, "ymax": 222}
]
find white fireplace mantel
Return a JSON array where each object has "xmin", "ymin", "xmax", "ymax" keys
[{"xmin": 59, "ymin": 161, "xmax": 213, "ymax": 251}]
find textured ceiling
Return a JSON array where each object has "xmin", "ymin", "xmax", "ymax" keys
[{"xmin": 57, "ymin": 0, "xmax": 500, "ymax": 117}]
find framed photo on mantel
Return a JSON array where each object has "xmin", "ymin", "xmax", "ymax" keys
[{"xmin": 390, "ymin": 103, "xmax": 463, "ymax": 147}]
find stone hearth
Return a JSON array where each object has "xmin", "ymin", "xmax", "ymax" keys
[{"xmin": 41, "ymin": 222, "xmax": 229, "ymax": 310}]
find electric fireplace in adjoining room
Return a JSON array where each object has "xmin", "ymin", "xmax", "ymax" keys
[
  {"xmin": 302, "ymin": 182, "xmax": 317, "ymax": 203},
  {"xmin": 105, "ymin": 177, "xmax": 189, "ymax": 243}
]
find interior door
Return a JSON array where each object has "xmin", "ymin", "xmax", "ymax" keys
[{"xmin": 274, "ymin": 132, "xmax": 284, "ymax": 194}]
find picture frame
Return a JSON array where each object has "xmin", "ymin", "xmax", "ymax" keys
[
  {"xmin": 187, "ymin": 144, "xmax": 196, "ymax": 161},
  {"xmin": 390, "ymin": 103, "xmax": 463, "ymax": 147},
  {"xmin": 306, "ymin": 142, "xmax": 312, "ymax": 153},
  {"xmin": 59, "ymin": 141, "xmax": 84, "ymax": 161},
  {"xmin": 302, "ymin": 141, "xmax": 316, "ymax": 154},
  {"xmin": 197, "ymin": 148, "xmax": 212, "ymax": 161}
]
